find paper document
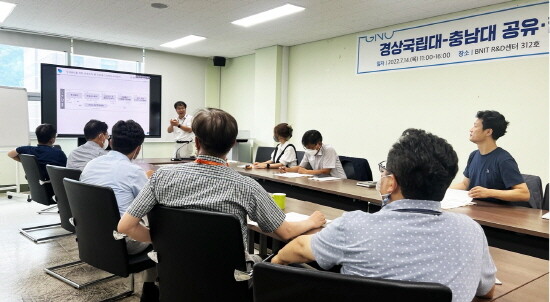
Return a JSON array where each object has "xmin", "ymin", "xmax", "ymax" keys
[
  {"xmin": 495, "ymin": 277, "xmax": 502, "ymax": 285},
  {"xmin": 274, "ymin": 173, "xmax": 313, "ymax": 178},
  {"xmin": 441, "ymin": 189, "xmax": 475, "ymax": 209},
  {"xmin": 542, "ymin": 213, "xmax": 549, "ymax": 220},
  {"xmin": 227, "ymin": 160, "xmax": 238, "ymax": 163},
  {"xmin": 248, "ymin": 212, "xmax": 332, "ymax": 227},
  {"xmin": 309, "ymin": 177, "xmax": 341, "ymax": 182}
]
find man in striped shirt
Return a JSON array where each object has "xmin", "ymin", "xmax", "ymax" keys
[{"xmin": 118, "ymin": 108, "xmax": 326, "ymax": 261}]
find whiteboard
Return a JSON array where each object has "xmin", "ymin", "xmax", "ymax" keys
[{"xmin": 0, "ymin": 86, "xmax": 30, "ymax": 148}]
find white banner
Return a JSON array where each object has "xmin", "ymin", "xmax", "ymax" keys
[{"xmin": 357, "ymin": 2, "xmax": 549, "ymax": 74}]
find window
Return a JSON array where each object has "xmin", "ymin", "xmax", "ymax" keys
[
  {"xmin": 0, "ymin": 43, "xmax": 143, "ymax": 134},
  {"xmin": 0, "ymin": 44, "xmax": 67, "ymax": 132}
]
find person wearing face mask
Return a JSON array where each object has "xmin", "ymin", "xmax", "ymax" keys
[
  {"xmin": 67, "ymin": 119, "xmax": 110, "ymax": 171},
  {"xmin": 81, "ymin": 119, "xmax": 154, "ymax": 239},
  {"xmin": 254, "ymin": 123, "xmax": 298, "ymax": 169},
  {"xmin": 272, "ymin": 129, "xmax": 497, "ymax": 302},
  {"xmin": 81, "ymin": 120, "xmax": 157, "ymax": 300},
  {"xmin": 279, "ymin": 129, "xmax": 346, "ymax": 179}
]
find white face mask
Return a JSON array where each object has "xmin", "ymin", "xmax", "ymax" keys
[
  {"xmin": 376, "ymin": 174, "xmax": 392, "ymax": 207},
  {"xmin": 102, "ymin": 138, "xmax": 109, "ymax": 150},
  {"xmin": 304, "ymin": 149, "xmax": 317, "ymax": 156}
]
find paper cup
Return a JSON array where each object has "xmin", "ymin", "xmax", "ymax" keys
[{"xmin": 272, "ymin": 193, "xmax": 286, "ymax": 210}]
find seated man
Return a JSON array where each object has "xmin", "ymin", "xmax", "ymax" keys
[
  {"xmin": 451, "ymin": 110, "xmax": 529, "ymax": 203},
  {"xmin": 273, "ymin": 129, "xmax": 496, "ymax": 302},
  {"xmin": 118, "ymin": 108, "xmax": 326, "ymax": 263},
  {"xmin": 80, "ymin": 120, "xmax": 152, "ymax": 255},
  {"xmin": 280, "ymin": 130, "xmax": 346, "ymax": 179},
  {"xmin": 67, "ymin": 119, "xmax": 109, "ymax": 171},
  {"xmin": 8, "ymin": 123, "xmax": 67, "ymax": 180}
]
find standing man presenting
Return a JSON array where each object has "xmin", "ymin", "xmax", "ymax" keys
[
  {"xmin": 167, "ymin": 101, "xmax": 194, "ymax": 159},
  {"xmin": 451, "ymin": 110, "xmax": 529, "ymax": 203}
]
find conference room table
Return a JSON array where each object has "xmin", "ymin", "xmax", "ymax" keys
[
  {"xmin": 137, "ymin": 158, "xmax": 549, "ymax": 258},
  {"xmin": 248, "ymin": 197, "xmax": 549, "ymax": 302}
]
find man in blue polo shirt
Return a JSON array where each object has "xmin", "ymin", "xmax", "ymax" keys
[
  {"xmin": 272, "ymin": 129, "xmax": 496, "ymax": 302},
  {"xmin": 8, "ymin": 123, "xmax": 67, "ymax": 180},
  {"xmin": 451, "ymin": 110, "xmax": 529, "ymax": 203}
]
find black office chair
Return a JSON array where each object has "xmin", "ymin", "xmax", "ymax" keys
[
  {"xmin": 339, "ymin": 155, "xmax": 373, "ymax": 181},
  {"xmin": 255, "ymin": 146, "xmax": 276, "ymax": 163},
  {"xmin": 543, "ymin": 183, "xmax": 549, "ymax": 211},
  {"xmin": 341, "ymin": 159, "xmax": 356, "ymax": 180},
  {"xmin": 253, "ymin": 262, "xmax": 453, "ymax": 302},
  {"xmin": 148, "ymin": 206, "xmax": 250, "ymax": 302},
  {"xmin": 296, "ymin": 151, "xmax": 305, "ymax": 165},
  {"xmin": 46, "ymin": 179, "xmax": 155, "ymax": 299},
  {"xmin": 45, "ymin": 165, "xmax": 81, "ymax": 233},
  {"xmin": 18, "ymin": 154, "xmax": 71, "ymax": 243},
  {"xmin": 518, "ymin": 174, "xmax": 543, "ymax": 209}
]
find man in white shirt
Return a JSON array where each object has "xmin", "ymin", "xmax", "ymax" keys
[
  {"xmin": 281, "ymin": 130, "xmax": 346, "ymax": 179},
  {"xmin": 67, "ymin": 119, "xmax": 109, "ymax": 171},
  {"xmin": 167, "ymin": 101, "xmax": 194, "ymax": 159}
]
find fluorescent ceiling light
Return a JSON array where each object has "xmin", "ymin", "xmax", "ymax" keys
[
  {"xmin": 0, "ymin": 1, "xmax": 16, "ymax": 23},
  {"xmin": 232, "ymin": 4, "xmax": 305, "ymax": 27},
  {"xmin": 160, "ymin": 35, "xmax": 206, "ymax": 48}
]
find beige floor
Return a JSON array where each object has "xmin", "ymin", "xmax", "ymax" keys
[{"xmin": 0, "ymin": 192, "xmax": 142, "ymax": 302}]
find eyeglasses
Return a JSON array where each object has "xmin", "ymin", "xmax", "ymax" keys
[{"xmin": 378, "ymin": 161, "xmax": 392, "ymax": 175}]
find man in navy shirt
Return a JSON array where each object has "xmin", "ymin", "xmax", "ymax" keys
[
  {"xmin": 8, "ymin": 123, "xmax": 67, "ymax": 180},
  {"xmin": 451, "ymin": 110, "xmax": 529, "ymax": 203}
]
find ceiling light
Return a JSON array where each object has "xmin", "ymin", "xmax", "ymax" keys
[
  {"xmin": 160, "ymin": 35, "xmax": 206, "ymax": 48},
  {"xmin": 231, "ymin": 4, "xmax": 305, "ymax": 27},
  {"xmin": 0, "ymin": 1, "xmax": 16, "ymax": 23}
]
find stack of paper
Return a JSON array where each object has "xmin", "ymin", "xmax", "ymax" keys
[
  {"xmin": 441, "ymin": 189, "xmax": 475, "ymax": 209},
  {"xmin": 309, "ymin": 177, "xmax": 341, "ymax": 182},
  {"xmin": 274, "ymin": 173, "xmax": 313, "ymax": 178},
  {"xmin": 542, "ymin": 213, "xmax": 549, "ymax": 220}
]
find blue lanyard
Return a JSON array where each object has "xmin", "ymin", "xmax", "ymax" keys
[{"xmin": 392, "ymin": 208, "xmax": 442, "ymax": 216}]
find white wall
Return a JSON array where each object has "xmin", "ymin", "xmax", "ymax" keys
[{"xmin": 219, "ymin": 54, "xmax": 255, "ymax": 131}]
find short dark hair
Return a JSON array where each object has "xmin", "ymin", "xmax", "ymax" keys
[
  {"xmin": 110, "ymin": 120, "xmax": 145, "ymax": 155},
  {"xmin": 83, "ymin": 119, "xmax": 108, "ymax": 140},
  {"xmin": 274, "ymin": 123, "xmax": 293, "ymax": 140},
  {"xmin": 174, "ymin": 101, "xmax": 187, "ymax": 109},
  {"xmin": 192, "ymin": 108, "xmax": 238, "ymax": 157},
  {"xmin": 386, "ymin": 128, "xmax": 458, "ymax": 201},
  {"xmin": 36, "ymin": 124, "xmax": 56, "ymax": 144},
  {"xmin": 302, "ymin": 130, "xmax": 322, "ymax": 147},
  {"xmin": 476, "ymin": 110, "xmax": 509, "ymax": 140}
]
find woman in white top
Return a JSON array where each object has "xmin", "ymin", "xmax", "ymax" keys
[{"xmin": 254, "ymin": 123, "xmax": 297, "ymax": 169}]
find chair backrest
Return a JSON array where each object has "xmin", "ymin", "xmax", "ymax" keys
[
  {"xmin": 149, "ymin": 206, "xmax": 249, "ymax": 302},
  {"xmin": 255, "ymin": 146, "xmax": 275, "ymax": 163},
  {"xmin": 339, "ymin": 155, "xmax": 373, "ymax": 181},
  {"xmin": 46, "ymin": 165, "xmax": 82, "ymax": 232},
  {"xmin": 543, "ymin": 183, "xmax": 549, "ymax": 211},
  {"xmin": 521, "ymin": 174, "xmax": 543, "ymax": 209},
  {"xmin": 340, "ymin": 158, "xmax": 356, "ymax": 180},
  {"xmin": 63, "ymin": 178, "xmax": 131, "ymax": 277},
  {"xmin": 296, "ymin": 151, "xmax": 305, "ymax": 165},
  {"xmin": 19, "ymin": 154, "xmax": 55, "ymax": 206},
  {"xmin": 253, "ymin": 262, "xmax": 453, "ymax": 302}
]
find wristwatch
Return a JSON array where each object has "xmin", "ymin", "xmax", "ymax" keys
[
  {"xmin": 177, "ymin": 124, "xmax": 181, "ymax": 128},
  {"xmin": 266, "ymin": 164, "xmax": 271, "ymax": 169}
]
